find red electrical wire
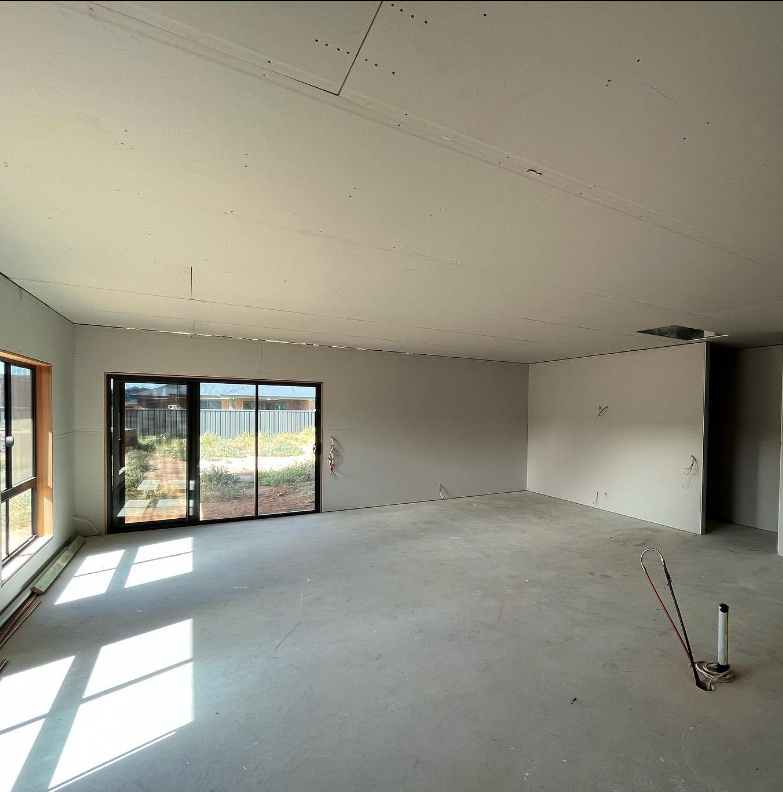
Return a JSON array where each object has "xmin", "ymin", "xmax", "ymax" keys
[
  {"xmin": 641, "ymin": 548, "xmax": 703, "ymax": 689},
  {"xmin": 642, "ymin": 564, "xmax": 690, "ymax": 659}
]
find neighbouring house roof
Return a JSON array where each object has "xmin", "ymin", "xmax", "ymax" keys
[{"xmin": 126, "ymin": 383, "xmax": 315, "ymax": 400}]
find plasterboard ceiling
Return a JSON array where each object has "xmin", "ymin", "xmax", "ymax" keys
[{"xmin": 1, "ymin": 1, "xmax": 782, "ymax": 363}]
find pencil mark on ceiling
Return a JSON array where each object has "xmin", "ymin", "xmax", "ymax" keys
[
  {"xmin": 274, "ymin": 622, "xmax": 300, "ymax": 652},
  {"xmin": 644, "ymin": 82, "xmax": 678, "ymax": 105}
]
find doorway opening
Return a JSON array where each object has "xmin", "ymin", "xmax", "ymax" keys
[
  {"xmin": 107, "ymin": 376, "xmax": 320, "ymax": 532},
  {"xmin": 705, "ymin": 345, "xmax": 781, "ymax": 542}
]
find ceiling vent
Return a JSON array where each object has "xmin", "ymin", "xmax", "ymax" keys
[{"xmin": 637, "ymin": 325, "xmax": 727, "ymax": 341}]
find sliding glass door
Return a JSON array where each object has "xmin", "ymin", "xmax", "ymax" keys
[
  {"xmin": 198, "ymin": 382, "xmax": 256, "ymax": 520},
  {"xmin": 257, "ymin": 384, "xmax": 317, "ymax": 515},
  {"xmin": 112, "ymin": 380, "xmax": 189, "ymax": 526},
  {"xmin": 108, "ymin": 377, "xmax": 319, "ymax": 531},
  {"xmin": 1, "ymin": 359, "xmax": 36, "ymax": 559}
]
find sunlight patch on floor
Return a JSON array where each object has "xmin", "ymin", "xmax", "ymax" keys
[
  {"xmin": 0, "ymin": 656, "xmax": 75, "ymax": 792},
  {"xmin": 56, "ymin": 550, "xmax": 125, "ymax": 604},
  {"xmin": 125, "ymin": 538, "xmax": 193, "ymax": 588}
]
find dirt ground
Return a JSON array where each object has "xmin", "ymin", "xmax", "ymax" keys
[
  {"xmin": 199, "ymin": 484, "xmax": 315, "ymax": 520},
  {"xmin": 124, "ymin": 451, "xmax": 314, "ymax": 521}
]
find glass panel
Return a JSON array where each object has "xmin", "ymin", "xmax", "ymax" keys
[
  {"xmin": 8, "ymin": 489, "xmax": 33, "ymax": 555},
  {"xmin": 10, "ymin": 366, "xmax": 34, "ymax": 484},
  {"xmin": 257, "ymin": 385, "xmax": 316, "ymax": 515},
  {"xmin": 198, "ymin": 383, "xmax": 255, "ymax": 520},
  {"xmin": 120, "ymin": 382, "xmax": 188, "ymax": 524}
]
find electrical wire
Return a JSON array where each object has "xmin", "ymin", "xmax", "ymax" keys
[
  {"xmin": 640, "ymin": 548, "xmax": 710, "ymax": 690},
  {"xmin": 682, "ymin": 455, "xmax": 699, "ymax": 489},
  {"xmin": 694, "ymin": 660, "xmax": 734, "ymax": 685}
]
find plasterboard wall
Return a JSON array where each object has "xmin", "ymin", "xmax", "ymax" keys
[
  {"xmin": 707, "ymin": 346, "xmax": 782, "ymax": 532},
  {"xmin": 73, "ymin": 326, "xmax": 528, "ymax": 529},
  {"xmin": 527, "ymin": 344, "xmax": 706, "ymax": 533},
  {"xmin": 0, "ymin": 278, "xmax": 75, "ymax": 615}
]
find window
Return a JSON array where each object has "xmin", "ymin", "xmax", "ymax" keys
[
  {"xmin": 1, "ymin": 359, "xmax": 37, "ymax": 560},
  {"xmin": 200, "ymin": 399, "xmax": 221, "ymax": 410},
  {"xmin": 260, "ymin": 401, "xmax": 286, "ymax": 411},
  {"xmin": 242, "ymin": 400, "xmax": 254, "ymax": 410}
]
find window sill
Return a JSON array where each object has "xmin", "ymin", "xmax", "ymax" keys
[{"xmin": 2, "ymin": 536, "xmax": 53, "ymax": 584}]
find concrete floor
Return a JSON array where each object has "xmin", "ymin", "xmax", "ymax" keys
[{"xmin": 2, "ymin": 492, "xmax": 782, "ymax": 792}]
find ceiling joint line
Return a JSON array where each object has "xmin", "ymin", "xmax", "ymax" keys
[
  {"xmin": 337, "ymin": 0, "xmax": 383, "ymax": 96},
  {"xmin": 82, "ymin": 1, "xmax": 339, "ymax": 97},
  {"xmin": 71, "ymin": 322, "xmax": 527, "ymax": 366}
]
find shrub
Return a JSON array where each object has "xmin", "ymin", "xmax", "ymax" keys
[
  {"xmin": 134, "ymin": 434, "xmax": 186, "ymax": 461},
  {"xmin": 199, "ymin": 432, "xmax": 239, "ymax": 460},
  {"xmin": 257, "ymin": 433, "xmax": 302, "ymax": 457},
  {"xmin": 125, "ymin": 449, "xmax": 153, "ymax": 491},
  {"xmin": 234, "ymin": 432, "xmax": 255, "ymax": 455},
  {"xmin": 158, "ymin": 435, "xmax": 187, "ymax": 461},
  {"xmin": 293, "ymin": 427, "xmax": 315, "ymax": 446},
  {"xmin": 136, "ymin": 435, "xmax": 158, "ymax": 452},
  {"xmin": 200, "ymin": 466, "xmax": 248, "ymax": 501},
  {"xmin": 8, "ymin": 488, "xmax": 32, "ymax": 529},
  {"xmin": 258, "ymin": 460, "xmax": 315, "ymax": 486}
]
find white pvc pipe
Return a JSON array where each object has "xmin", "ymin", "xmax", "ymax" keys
[{"xmin": 717, "ymin": 603, "xmax": 729, "ymax": 670}]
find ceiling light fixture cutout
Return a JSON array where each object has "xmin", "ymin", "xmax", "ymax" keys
[{"xmin": 637, "ymin": 325, "xmax": 727, "ymax": 341}]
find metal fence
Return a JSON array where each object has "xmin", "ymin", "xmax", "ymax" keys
[{"xmin": 125, "ymin": 409, "xmax": 315, "ymax": 438}]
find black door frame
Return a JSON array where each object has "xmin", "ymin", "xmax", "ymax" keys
[
  {"xmin": 1, "ymin": 357, "xmax": 38, "ymax": 559},
  {"xmin": 106, "ymin": 374, "xmax": 322, "ymax": 534}
]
